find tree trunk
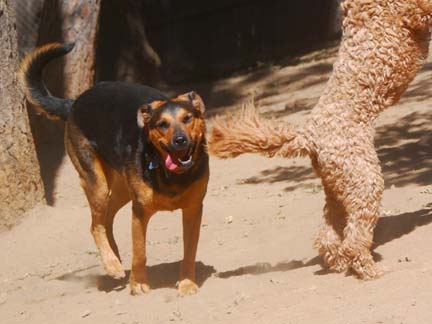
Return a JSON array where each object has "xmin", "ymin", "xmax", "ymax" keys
[
  {"xmin": 0, "ymin": 0, "xmax": 45, "ymax": 231},
  {"xmin": 38, "ymin": 0, "xmax": 101, "ymax": 98},
  {"xmin": 13, "ymin": 0, "xmax": 45, "ymax": 58},
  {"xmin": 24, "ymin": 0, "xmax": 101, "ymax": 205}
]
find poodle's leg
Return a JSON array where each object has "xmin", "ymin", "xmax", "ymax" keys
[
  {"xmin": 314, "ymin": 194, "xmax": 348, "ymax": 272},
  {"xmin": 341, "ymin": 206, "xmax": 385, "ymax": 280},
  {"xmin": 340, "ymin": 167, "xmax": 385, "ymax": 280}
]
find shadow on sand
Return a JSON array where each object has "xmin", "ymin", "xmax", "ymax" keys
[
  {"xmin": 214, "ymin": 206, "xmax": 432, "ymax": 280},
  {"xmin": 55, "ymin": 261, "xmax": 216, "ymax": 293},
  {"xmin": 54, "ymin": 206, "xmax": 432, "ymax": 289}
]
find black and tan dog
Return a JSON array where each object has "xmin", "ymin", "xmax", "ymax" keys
[{"xmin": 19, "ymin": 43, "xmax": 209, "ymax": 296}]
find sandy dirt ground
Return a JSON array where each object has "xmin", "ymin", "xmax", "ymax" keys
[{"xmin": 2, "ymin": 45, "xmax": 432, "ymax": 324}]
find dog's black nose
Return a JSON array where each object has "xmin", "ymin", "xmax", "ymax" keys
[{"xmin": 172, "ymin": 135, "xmax": 189, "ymax": 149}]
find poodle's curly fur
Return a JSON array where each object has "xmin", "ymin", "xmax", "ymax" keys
[{"xmin": 209, "ymin": 0, "xmax": 432, "ymax": 280}]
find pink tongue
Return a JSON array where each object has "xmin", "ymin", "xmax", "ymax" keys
[{"xmin": 165, "ymin": 154, "xmax": 179, "ymax": 171}]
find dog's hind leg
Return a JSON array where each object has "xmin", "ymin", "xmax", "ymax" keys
[
  {"xmin": 339, "ymin": 164, "xmax": 385, "ymax": 280},
  {"xmin": 314, "ymin": 194, "xmax": 348, "ymax": 272},
  {"xmin": 65, "ymin": 129, "xmax": 126, "ymax": 279},
  {"xmin": 341, "ymin": 202, "xmax": 385, "ymax": 280},
  {"xmin": 105, "ymin": 174, "xmax": 130, "ymax": 260},
  {"xmin": 81, "ymin": 158, "xmax": 126, "ymax": 279}
]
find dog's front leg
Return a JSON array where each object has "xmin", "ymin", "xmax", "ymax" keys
[
  {"xmin": 178, "ymin": 203, "xmax": 203, "ymax": 296},
  {"xmin": 130, "ymin": 202, "xmax": 154, "ymax": 295}
]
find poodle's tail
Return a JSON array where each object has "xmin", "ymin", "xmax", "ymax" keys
[
  {"xmin": 208, "ymin": 106, "xmax": 311, "ymax": 159},
  {"xmin": 18, "ymin": 42, "xmax": 75, "ymax": 121}
]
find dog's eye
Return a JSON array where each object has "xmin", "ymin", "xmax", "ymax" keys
[
  {"xmin": 183, "ymin": 114, "xmax": 193, "ymax": 124},
  {"xmin": 157, "ymin": 120, "xmax": 170, "ymax": 130}
]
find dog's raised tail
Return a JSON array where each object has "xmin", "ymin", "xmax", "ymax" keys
[
  {"xmin": 19, "ymin": 42, "xmax": 75, "ymax": 121},
  {"xmin": 208, "ymin": 106, "xmax": 310, "ymax": 159}
]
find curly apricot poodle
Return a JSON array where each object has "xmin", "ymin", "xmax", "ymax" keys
[{"xmin": 209, "ymin": 0, "xmax": 432, "ymax": 279}]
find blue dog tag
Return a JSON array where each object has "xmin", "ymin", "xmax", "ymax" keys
[{"xmin": 149, "ymin": 160, "xmax": 158, "ymax": 170}]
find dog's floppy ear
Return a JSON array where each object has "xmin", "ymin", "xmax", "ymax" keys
[
  {"xmin": 137, "ymin": 104, "xmax": 153, "ymax": 128},
  {"xmin": 177, "ymin": 91, "xmax": 205, "ymax": 114}
]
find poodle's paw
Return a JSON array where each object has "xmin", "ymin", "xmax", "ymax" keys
[
  {"xmin": 352, "ymin": 258, "xmax": 387, "ymax": 280},
  {"xmin": 321, "ymin": 250, "xmax": 349, "ymax": 273},
  {"xmin": 329, "ymin": 256, "xmax": 350, "ymax": 273},
  {"xmin": 177, "ymin": 279, "xmax": 198, "ymax": 297},
  {"xmin": 130, "ymin": 281, "xmax": 150, "ymax": 295}
]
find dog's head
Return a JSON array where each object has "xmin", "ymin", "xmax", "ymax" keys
[{"xmin": 137, "ymin": 91, "xmax": 206, "ymax": 174}]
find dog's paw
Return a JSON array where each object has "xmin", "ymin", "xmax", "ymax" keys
[
  {"xmin": 352, "ymin": 260, "xmax": 387, "ymax": 280},
  {"xmin": 321, "ymin": 252, "xmax": 349, "ymax": 273},
  {"xmin": 330, "ymin": 256, "xmax": 350, "ymax": 273},
  {"xmin": 103, "ymin": 255, "xmax": 126, "ymax": 279},
  {"xmin": 177, "ymin": 279, "xmax": 198, "ymax": 297},
  {"xmin": 130, "ymin": 281, "xmax": 151, "ymax": 295}
]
